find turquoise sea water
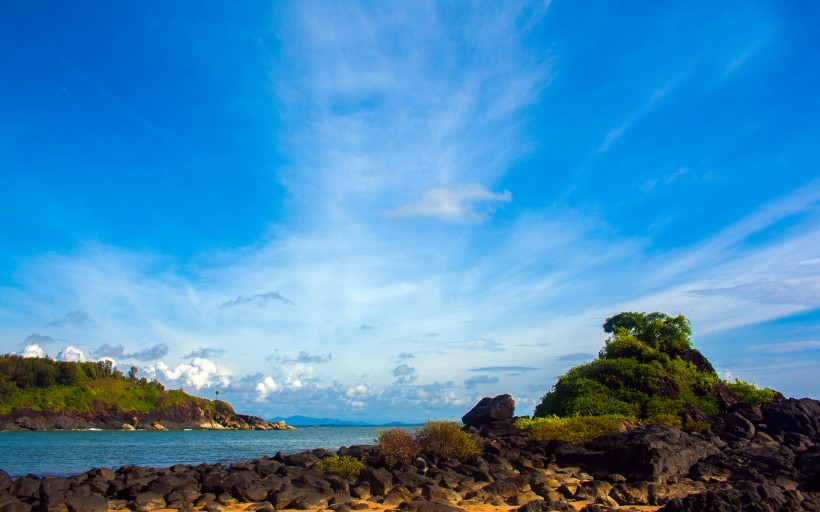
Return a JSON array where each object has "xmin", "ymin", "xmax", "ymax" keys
[{"xmin": 0, "ymin": 427, "xmax": 400, "ymax": 478}]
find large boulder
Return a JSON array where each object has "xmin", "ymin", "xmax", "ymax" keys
[
  {"xmin": 554, "ymin": 426, "xmax": 719, "ymax": 481},
  {"xmin": 462, "ymin": 395, "xmax": 515, "ymax": 428},
  {"xmin": 761, "ymin": 398, "xmax": 820, "ymax": 440}
]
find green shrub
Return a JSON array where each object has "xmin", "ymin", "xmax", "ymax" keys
[
  {"xmin": 515, "ymin": 415, "xmax": 630, "ymax": 443},
  {"xmin": 682, "ymin": 419, "xmax": 711, "ymax": 432},
  {"xmin": 414, "ymin": 420, "xmax": 480, "ymax": 459},
  {"xmin": 644, "ymin": 414, "xmax": 682, "ymax": 429},
  {"xmin": 724, "ymin": 379, "xmax": 780, "ymax": 407},
  {"xmin": 315, "ymin": 455, "xmax": 366, "ymax": 479},
  {"xmin": 377, "ymin": 427, "xmax": 420, "ymax": 465}
]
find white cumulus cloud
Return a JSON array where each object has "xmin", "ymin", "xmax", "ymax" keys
[
  {"xmin": 21, "ymin": 344, "xmax": 45, "ymax": 358},
  {"xmin": 345, "ymin": 383, "xmax": 369, "ymax": 398},
  {"xmin": 255, "ymin": 376, "xmax": 281, "ymax": 402},
  {"xmin": 57, "ymin": 345, "xmax": 86, "ymax": 362},
  {"xmin": 153, "ymin": 357, "xmax": 231, "ymax": 389}
]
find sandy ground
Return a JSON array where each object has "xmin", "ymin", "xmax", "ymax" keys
[{"xmin": 130, "ymin": 501, "xmax": 662, "ymax": 512}]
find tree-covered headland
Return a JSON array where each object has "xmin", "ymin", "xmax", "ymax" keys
[
  {"xmin": 0, "ymin": 354, "xmax": 232, "ymax": 417},
  {"xmin": 533, "ymin": 312, "xmax": 780, "ymax": 423}
]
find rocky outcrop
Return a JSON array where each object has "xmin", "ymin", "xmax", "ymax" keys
[
  {"xmin": 462, "ymin": 394, "xmax": 515, "ymax": 428},
  {"xmin": 554, "ymin": 426, "xmax": 720, "ymax": 481},
  {"xmin": 0, "ymin": 403, "xmax": 291, "ymax": 431}
]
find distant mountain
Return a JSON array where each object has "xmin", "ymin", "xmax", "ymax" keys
[{"xmin": 269, "ymin": 415, "xmax": 420, "ymax": 427}]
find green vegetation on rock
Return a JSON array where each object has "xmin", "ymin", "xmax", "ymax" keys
[
  {"xmin": 315, "ymin": 455, "xmax": 366, "ymax": 479},
  {"xmin": 724, "ymin": 378, "xmax": 780, "ymax": 407},
  {"xmin": 514, "ymin": 415, "xmax": 629, "ymax": 442},
  {"xmin": 534, "ymin": 312, "xmax": 778, "ymax": 423}
]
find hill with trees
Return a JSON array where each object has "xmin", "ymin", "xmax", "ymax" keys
[
  {"xmin": 533, "ymin": 312, "xmax": 780, "ymax": 425},
  {"xmin": 0, "ymin": 354, "xmax": 286, "ymax": 430}
]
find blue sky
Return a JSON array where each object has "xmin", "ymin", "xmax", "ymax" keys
[{"xmin": 1, "ymin": 1, "xmax": 818, "ymax": 423}]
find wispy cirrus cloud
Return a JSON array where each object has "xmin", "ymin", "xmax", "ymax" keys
[
  {"xmin": 464, "ymin": 375, "xmax": 499, "ymax": 389},
  {"xmin": 47, "ymin": 310, "xmax": 92, "ymax": 327},
  {"xmin": 598, "ymin": 80, "xmax": 675, "ymax": 152},
  {"xmin": 387, "ymin": 184, "xmax": 512, "ymax": 223},
  {"xmin": 220, "ymin": 291, "xmax": 294, "ymax": 308},
  {"xmin": 92, "ymin": 343, "xmax": 169, "ymax": 361},
  {"xmin": 748, "ymin": 341, "xmax": 820, "ymax": 354}
]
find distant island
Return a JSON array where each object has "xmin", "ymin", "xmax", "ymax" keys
[
  {"xmin": 0, "ymin": 354, "xmax": 291, "ymax": 431},
  {"xmin": 269, "ymin": 415, "xmax": 421, "ymax": 427}
]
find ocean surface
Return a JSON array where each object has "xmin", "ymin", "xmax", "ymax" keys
[{"xmin": 0, "ymin": 427, "xmax": 407, "ymax": 478}]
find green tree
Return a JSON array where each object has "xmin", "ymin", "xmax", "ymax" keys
[{"xmin": 535, "ymin": 312, "xmax": 720, "ymax": 420}]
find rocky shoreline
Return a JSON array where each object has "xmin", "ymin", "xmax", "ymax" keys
[
  {"xmin": 1, "ymin": 394, "xmax": 819, "ymax": 512},
  {"xmin": 0, "ymin": 407, "xmax": 294, "ymax": 432}
]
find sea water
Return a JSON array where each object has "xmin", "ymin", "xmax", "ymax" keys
[{"xmin": 0, "ymin": 427, "xmax": 407, "ymax": 477}]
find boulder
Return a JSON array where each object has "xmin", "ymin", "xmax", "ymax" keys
[
  {"xmin": 0, "ymin": 472, "xmax": 11, "ymax": 492},
  {"xmin": 554, "ymin": 426, "xmax": 719, "ymax": 481},
  {"xmin": 462, "ymin": 395, "xmax": 515, "ymax": 428},
  {"xmin": 761, "ymin": 398, "xmax": 820, "ymax": 440},
  {"xmin": 658, "ymin": 484, "xmax": 809, "ymax": 512},
  {"xmin": 64, "ymin": 493, "xmax": 108, "ymax": 512},
  {"xmin": 398, "ymin": 501, "xmax": 467, "ymax": 512},
  {"xmin": 515, "ymin": 499, "xmax": 574, "ymax": 512},
  {"xmin": 358, "ymin": 467, "xmax": 393, "ymax": 496}
]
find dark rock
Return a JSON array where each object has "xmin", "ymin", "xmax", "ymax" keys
[
  {"xmin": 291, "ymin": 473, "xmax": 331, "ymax": 494},
  {"xmin": 358, "ymin": 467, "xmax": 393, "ymax": 496},
  {"xmin": 1, "ymin": 502, "xmax": 31, "ymax": 512},
  {"xmin": 577, "ymin": 480, "xmax": 612, "ymax": 500},
  {"xmin": 399, "ymin": 500, "xmax": 467, "ymax": 512},
  {"xmin": 0, "ymin": 472, "xmax": 11, "ymax": 492},
  {"xmin": 39, "ymin": 477, "xmax": 70, "ymax": 508},
  {"xmin": 481, "ymin": 480, "xmax": 520, "ymax": 499},
  {"xmin": 690, "ymin": 444, "xmax": 797, "ymax": 484},
  {"xmin": 515, "ymin": 498, "xmax": 573, "ymax": 512},
  {"xmin": 87, "ymin": 469, "xmax": 116, "ymax": 482},
  {"xmin": 609, "ymin": 482, "xmax": 649, "ymax": 506},
  {"xmin": 762, "ymin": 398, "xmax": 820, "ymax": 439},
  {"xmin": 350, "ymin": 483, "xmax": 370, "ymax": 500},
  {"xmin": 232, "ymin": 480, "xmax": 268, "ymax": 503},
  {"xmin": 64, "ymin": 493, "xmax": 108, "ymax": 512},
  {"xmin": 245, "ymin": 502, "xmax": 275, "ymax": 512},
  {"xmin": 282, "ymin": 453, "xmax": 317, "ymax": 468},
  {"xmin": 289, "ymin": 493, "xmax": 328, "ymax": 510},
  {"xmin": 215, "ymin": 492, "xmax": 237, "ymax": 506},
  {"xmin": 462, "ymin": 395, "xmax": 515, "ymax": 428},
  {"xmin": 194, "ymin": 493, "xmax": 216, "ymax": 507},
  {"xmin": 132, "ymin": 491, "xmax": 166, "ymax": 512},
  {"xmin": 658, "ymin": 485, "xmax": 808, "ymax": 512},
  {"xmin": 393, "ymin": 469, "xmax": 428, "ymax": 490},
  {"xmin": 723, "ymin": 412, "xmax": 756, "ymax": 440},
  {"xmin": 12, "ymin": 477, "xmax": 41, "ymax": 500},
  {"xmin": 714, "ymin": 381, "xmax": 740, "ymax": 410},
  {"xmin": 382, "ymin": 485, "xmax": 413, "ymax": 507},
  {"xmin": 164, "ymin": 490, "xmax": 200, "ymax": 505},
  {"xmin": 555, "ymin": 426, "xmax": 719, "ymax": 481},
  {"xmin": 268, "ymin": 484, "xmax": 302, "ymax": 510}
]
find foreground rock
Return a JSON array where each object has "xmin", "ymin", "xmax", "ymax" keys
[{"xmin": 0, "ymin": 394, "xmax": 819, "ymax": 512}]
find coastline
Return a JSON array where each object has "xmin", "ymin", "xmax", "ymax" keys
[{"xmin": 1, "ymin": 395, "xmax": 819, "ymax": 512}]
